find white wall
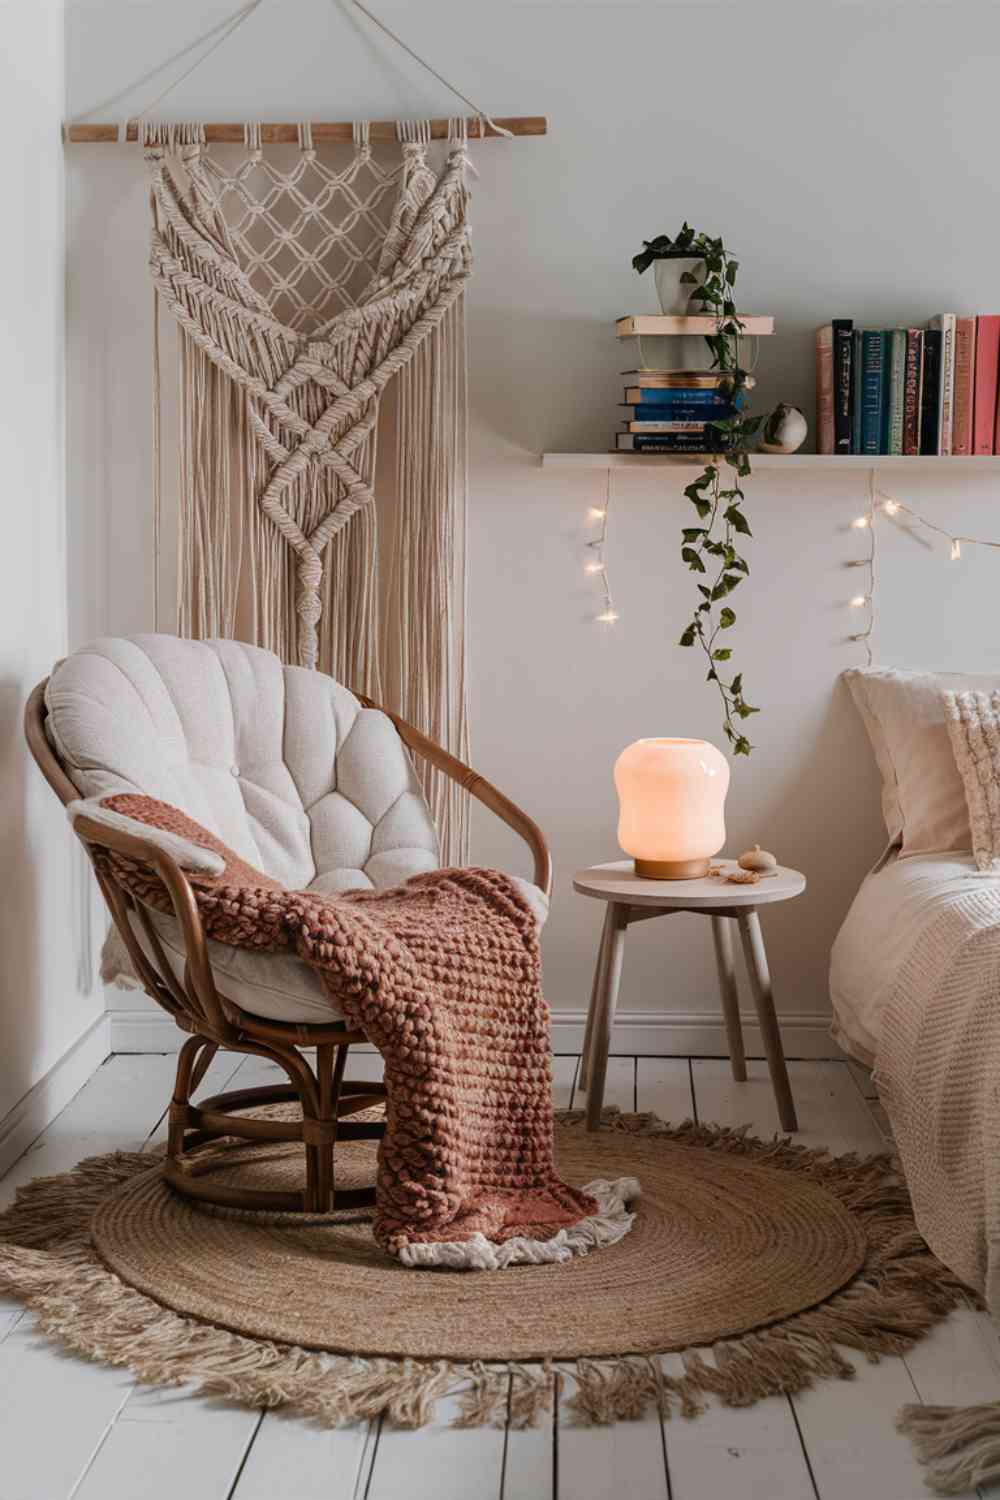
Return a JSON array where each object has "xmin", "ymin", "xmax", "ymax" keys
[
  {"xmin": 65, "ymin": 1, "xmax": 1000, "ymax": 1049},
  {"xmin": 0, "ymin": 0, "xmax": 105, "ymax": 1128}
]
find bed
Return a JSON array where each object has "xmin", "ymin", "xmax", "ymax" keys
[{"xmin": 830, "ymin": 664, "xmax": 1000, "ymax": 1325}]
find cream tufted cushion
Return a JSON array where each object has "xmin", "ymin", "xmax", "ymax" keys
[
  {"xmin": 48, "ymin": 635, "xmax": 441, "ymax": 891},
  {"xmin": 47, "ymin": 634, "xmax": 444, "ymax": 1023}
]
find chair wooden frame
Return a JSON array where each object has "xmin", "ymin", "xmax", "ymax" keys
[{"xmin": 25, "ymin": 676, "xmax": 551, "ymax": 1215}]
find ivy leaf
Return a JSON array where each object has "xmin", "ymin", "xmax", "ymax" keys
[
  {"xmin": 681, "ymin": 547, "xmax": 707, "ymax": 572},
  {"xmin": 697, "ymin": 585, "xmax": 712, "ymax": 599},
  {"xmin": 713, "ymin": 648, "xmax": 732, "ymax": 661},
  {"xmin": 731, "ymin": 673, "xmax": 743, "ymax": 695},
  {"xmin": 719, "ymin": 607, "xmax": 736, "ymax": 628},
  {"xmin": 734, "ymin": 736, "xmax": 752, "ymax": 756},
  {"xmin": 682, "ymin": 527, "xmax": 705, "ymax": 542},
  {"xmin": 693, "ymin": 498, "xmax": 711, "ymax": 518},
  {"xmin": 706, "ymin": 668, "xmax": 718, "ymax": 682},
  {"xmin": 730, "ymin": 557, "xmax": 750, "ymax": 575},
  {"xmin": 678, "ymin": 625, "xmax": 697, "ymax": 647},
  {"xmin": 725, "ymin": 260, "xmax": 738, "ymax": 284},
  {"xmin": 736, "ymin": 703, "xmax": 760, "ymax": 717},
  {"xmin": 724, "ymin": 506, "xmax": 752, "ymax": 536}
]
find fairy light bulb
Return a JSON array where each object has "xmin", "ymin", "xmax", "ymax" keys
[
  {"xmin": 950, "ymin": 538, "xmax": 962, "ymax": 561},
  {"xmin": 596, "ymin": 609, "xmax": 620, "ymax": 624},
  {"xmin": 584, "ymin": 560, "xmax": 605, "ymax": 574},
  {"xmin": 883, "ymin": 499, "xmax": 900, "ymax": 516},
  {"xmin": 849, "ymin": 595, "xmax": 868, "ymax": 608},
  {"xmin": 589, "ymin": 507, "xmax": 606, "ymax": 520},
  {"xmin": 851, "ymin": 515, "xmax": 871, "ymax": 529}
]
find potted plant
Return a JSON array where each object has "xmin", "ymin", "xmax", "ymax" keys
[
  {"xmin": 632, "ymin": 225, "xmax": 765, "ymax": 754},
  {"xmin": 632, "ymin": 223, "xmax": 710, "ymax": 315}
]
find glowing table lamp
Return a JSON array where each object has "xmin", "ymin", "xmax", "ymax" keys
[{"xmin": 614, "ymin": 738, "xmax": 730, "ymax": 879}]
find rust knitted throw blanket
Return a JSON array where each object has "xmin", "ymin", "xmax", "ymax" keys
[{"xmin": 88, "ymin": 796, "xmax": 637, "ymax": 1270}]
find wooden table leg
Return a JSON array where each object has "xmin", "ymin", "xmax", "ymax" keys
[
  {"xmin": 737, "ymin": 909, "xmax": 798, "ymax": 1132},
  {"xmin": 711, "ymin": 915, "xmax": 746, "ymax": 1083},
  {"xmin": 578, "ymin": 918, "xmax": 609, "ymax": 1092},
  {"xmin": 586, "ymin": 902, "xmax": 629, "ymax": 1132}
]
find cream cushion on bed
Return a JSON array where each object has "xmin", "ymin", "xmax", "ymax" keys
[
  {"xmin": 46, "ymin": 634, "xmax": 444, "ymax": 1023},
  {"xmin": 843, "ymin": 666, "xmax": 1000, "ymax": 858}
]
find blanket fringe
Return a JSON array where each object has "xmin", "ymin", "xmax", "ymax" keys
[
  {"xmin": 0, "ymin": 1114, "xmax": 977, "ymax": 1449},
  {"xmin": 397, "ymin": 1176, "xmax": 640, "ymax": 1270}
]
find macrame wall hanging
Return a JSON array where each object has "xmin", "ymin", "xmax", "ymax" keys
[{"xmin": 68, "ymin": 0, "xmax": 546, "ymax": 864}]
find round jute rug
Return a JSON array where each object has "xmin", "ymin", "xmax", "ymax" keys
[
  {"xmin": 0, "ymin": 1111, "xmax": 970, "ymax": 1435},
  {"xmin": 91, "ymin": 1117, "xmax": 865, "ymax": 1360}
]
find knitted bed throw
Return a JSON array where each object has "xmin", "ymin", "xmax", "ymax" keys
[{"xmin": 88, "ymin": 795, "xmax": 632, "ymax": 1270}]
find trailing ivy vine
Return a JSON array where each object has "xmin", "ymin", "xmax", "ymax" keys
[{"xmin": 633, "ymin": 224, "xmax": 762, "ymax": 754}]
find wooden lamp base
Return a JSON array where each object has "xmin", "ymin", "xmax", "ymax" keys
[{"xmin": 634, "ymin": 856, "xmax": 711, "ymax": 880}]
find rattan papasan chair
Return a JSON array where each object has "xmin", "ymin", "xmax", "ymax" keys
[{"xmin": 25, "ymin": 634, "xmax": 550, "ymax": 1215}]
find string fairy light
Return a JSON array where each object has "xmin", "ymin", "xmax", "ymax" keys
[
  {"xmin": 849, "ymin": 466, "xmax": 1000, "ymax": 664},
  {"xmin": 847, "ymin": 470, "xmax": 879, "ymax": 663},
  {"xmin": 586, "ymin": 470, "xmax": 619, "ymax": 624}
]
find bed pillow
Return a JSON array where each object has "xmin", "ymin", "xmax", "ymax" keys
[
  {"xmin": 843, "ymin": 667, "xmax": 1000, "ymax": 857},
  {"xmin": 944, "ymin": 690, "xmax": 1000, "ymax": 873}
]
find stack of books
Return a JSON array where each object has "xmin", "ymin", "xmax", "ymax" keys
[
  {"xmin": 816, "ymin": 316, "xmax": 1000, "ymax": 456},
  {"xmin": 614, "ymin": 314, "xmax": 773, "ymax": 454},
  {"xmin": 615, "ymin": 371, "xmax": 747, "ymax": 453}
]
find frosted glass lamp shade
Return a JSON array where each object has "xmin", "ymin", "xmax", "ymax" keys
[{"xmin": 614, "ymin": 738, "xmax": 730, "ymax": 879}]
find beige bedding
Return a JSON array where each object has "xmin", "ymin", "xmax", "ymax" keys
[
  {"xmin": 832, "ymin": 851, "xmax": 1000, "ymax": 1306},
  {"xmin": 830, "ymin": 850, "xmax": 985, "ymax": 1066}
]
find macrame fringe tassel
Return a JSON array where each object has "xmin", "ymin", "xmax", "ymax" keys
[
  {"xmin": 177, "ymin": 334, "xmax": 245, "ymax": 641},
  {"xmin": 387, "ymin": 296, "xmax": 470, "ymax": 864},
  {"xmin": 0, "ymin": 1113, "xmax": 976, "ymax": 1448},
  {"xmin": 896, "ymin": 1403, "xmax": 1000, "ymax": 1494}
]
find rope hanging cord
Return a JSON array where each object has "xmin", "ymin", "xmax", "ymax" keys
[{"xmin": 64, "ymin": 0, "xmax": 543, "ymax": 142}]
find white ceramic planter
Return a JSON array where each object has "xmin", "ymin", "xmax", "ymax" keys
[{"xmin": 653, "ymin": 256, "xmax": 707, "ymax": 315}]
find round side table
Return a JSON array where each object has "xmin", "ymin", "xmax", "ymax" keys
[{"xmin": 573, "ymin": 859, "xmax": 807, "ymax": 1133}]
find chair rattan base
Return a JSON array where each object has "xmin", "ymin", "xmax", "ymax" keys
[{"xmin": 165, "ymin": 1033, "xmax": 386, "ymax": 1214}]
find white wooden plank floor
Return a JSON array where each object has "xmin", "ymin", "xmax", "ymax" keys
[{"xmin": 1, "ymin": 1052, "xmax": 998, "ymax": 1500}]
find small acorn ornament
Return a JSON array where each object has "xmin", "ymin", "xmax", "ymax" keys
[{"xmin": 737, "ymin": 844, "xmax": 778, "ymax": 874}]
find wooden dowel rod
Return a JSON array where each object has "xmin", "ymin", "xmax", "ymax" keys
[{"xmin": 65, "ymin": 116, "xmax": 546, "ymax": 144}]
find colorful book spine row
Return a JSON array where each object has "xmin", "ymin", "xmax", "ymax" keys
[{"xmin": 816, "ymin": 315, "xmax": 1000, "ymax": 456}]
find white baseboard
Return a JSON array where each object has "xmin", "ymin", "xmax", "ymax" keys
[
  {"xmin": 110, "ymin": 1006, "xmax": 838, "ymax": 1060},
  {"xmin": 0, "ymin": 1011, "xmax": 112, "ymax": 1177},
  {"xmin": 550, "ymin": 1009, "xmax": 838, "ymax": 1059}
]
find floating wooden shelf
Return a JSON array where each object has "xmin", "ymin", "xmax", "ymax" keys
[
  {"xmin": 541, "ymin": 453, "xmax": 1000, "ymax": 471},
  {"xmin": 615, "ymin": 315, "xmax": 775, "ymax": 338}
]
